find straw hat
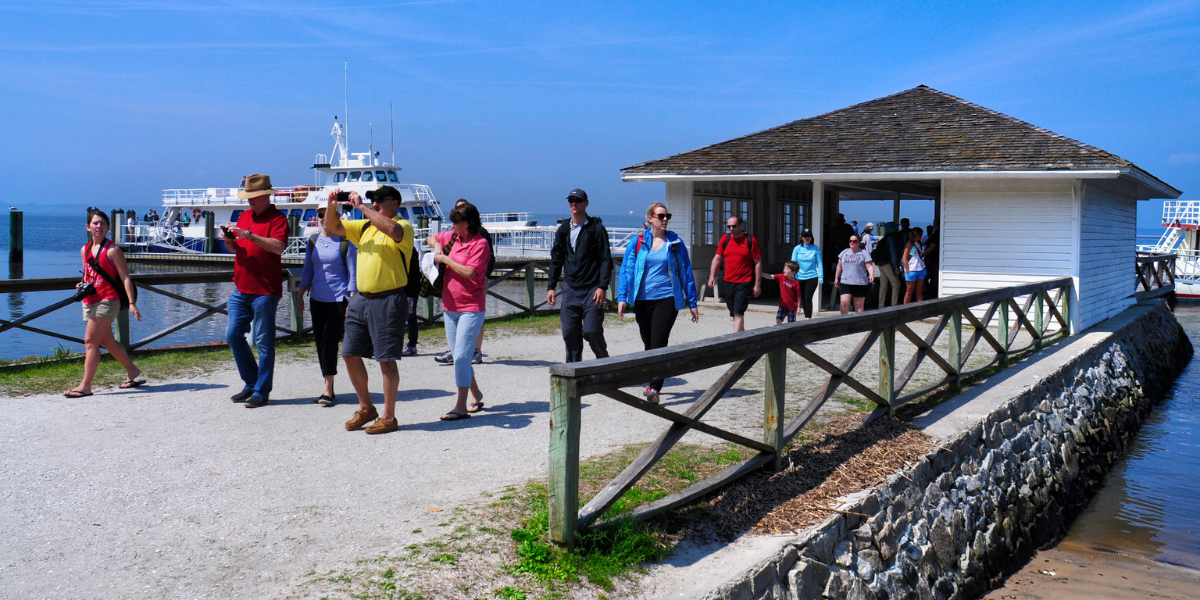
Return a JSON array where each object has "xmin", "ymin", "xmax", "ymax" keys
[{"xmin": 237, "ymin": 174, "xmax": 278, "ymax": 199}]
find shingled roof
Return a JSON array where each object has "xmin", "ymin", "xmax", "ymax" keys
[{"xmin": 622, "ymin": 85, "xmax": 1178, "ymax": 196}]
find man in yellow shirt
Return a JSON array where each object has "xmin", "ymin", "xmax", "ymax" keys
[{"xmin": 324, "ymin": 185, "xmax": 415, "ymax": 435}]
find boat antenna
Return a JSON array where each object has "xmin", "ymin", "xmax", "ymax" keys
[
  {"xmin": 344, "ymin": 60, "xmax": 349, "ymax": 153},
  {"xmin": 390, "ymin": 102, "xmax": 395, "ymax": 166}
]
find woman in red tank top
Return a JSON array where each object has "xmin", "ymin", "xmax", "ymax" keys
[{"xmin": 65, "ymin": 210, "xmax": 145, "ymax": 397}]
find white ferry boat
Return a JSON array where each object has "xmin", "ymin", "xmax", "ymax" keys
[
  {"xmin": 121, "ymin": 117, "xmax": 638, "ymax": 260},
  {"xmin": 1139, "ymin": 199, "xmax": 1200, "ymax": 299},
  {"xmin": 122, "ymin": 118, "xmax": 540, "ymax": 257}
]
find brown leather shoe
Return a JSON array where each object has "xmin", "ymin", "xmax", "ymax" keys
[
  {"xmin": 365, "ymin": 416, "xmax": 399, "ymax": 435},
  {"xmin": 345, "ymin": 406, "xmax": 379, "ymax": 431}
]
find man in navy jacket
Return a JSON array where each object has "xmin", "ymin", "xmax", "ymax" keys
[{"xmin": 547, "ymin": 189, "xmax": 613, "ymax": 363}]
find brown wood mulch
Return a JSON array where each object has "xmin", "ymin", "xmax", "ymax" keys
[{"xmin": 671, "ymin": 414, "xmax": 935, "ymax": 541}]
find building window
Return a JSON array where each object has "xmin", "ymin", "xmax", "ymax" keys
[
  {"xmin": 781, "ymin": 204, "xmax": 793, "ymax": 244},
  {"xmin": 703, "ymin": 199, "xmax": 715, "ymax": 245}
]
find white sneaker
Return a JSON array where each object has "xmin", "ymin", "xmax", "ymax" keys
[{"xmin": 472, "ymin": 349, "xmax": 484, "ymax": 364}]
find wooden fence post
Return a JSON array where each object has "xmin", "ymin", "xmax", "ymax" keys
[
  {"xmin": 549, "ymin": 375, "xmax": 581, "ymax": 549},
  {"xmin": 878, "ymin": 326, "xmax": 895, "ymax": 415},
  {"xmin": 998, "ymin": 301, "xmax": 1010, "ymax": 366},
  {"xmin": 1034, "ymin": 292, "xmax": 1044, "ymax": 350},
  {"xmin": 1061, "ymin": 285, "xmax": 1071, "ymax": 335},
  {"xmin": 948, "ymin": 310, "xmax": 962, "ymax": 388},
  {"xmin": 287, "ymin": 273, "xmax": 303, "ymax": 335},
  {"xmin": 525, "ymin": 264, "xmax": 536, "ymax": 312},
  {"xmin": 764, "ymin": 349, "xmax": 787, "ymax": 471}
]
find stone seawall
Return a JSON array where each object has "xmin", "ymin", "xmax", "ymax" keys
[{"xmin": 706, "ymin": 302, "xmax": 1193, "ymax": 600}]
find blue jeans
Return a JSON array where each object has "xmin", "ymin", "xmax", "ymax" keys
[
  {"xmin": 225, "ymin": 290, "xmax": 280, "ymax": 398},
  {"xmin": 444, "ymin": 310, "xmax": 485, "ymax": 388}
]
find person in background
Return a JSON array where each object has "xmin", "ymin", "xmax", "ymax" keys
[
  {"xmin": 426, "ymin": 201, "xmax": 490, "ymax": 420},
  {"xmin": 546, "ymin": 188, "xmax": 613, "ymax": 363},
  {"xmin": 789, "ymin": 229, "xmax": 823, "ymax": 319},
  {"xmin": 923, "ymin": 223, "xmax": 939, "ymax": 300},
  {"xmin": 851, "ymin": 220, "xmax": 859, "ymax": 235},
  {"xmin": 65, "ymin": 209, "xmax": 145, "ymax": 397},
  {"xmin": 707, "ymin": 215, "xmax": 761, "ymax": 333},
  {"xmin": 860, "ymin": 223, "xmax": 875, "ymax": 255},
  {"xmin": 325, "ymin": 185, "xmax": 415, "ymax": 435},
  {"xmin": 761, "ymin": 260, "xmax": 801, "ymax": 324},
  {"xmin": 876, "ymin": 222, "xmax": 905, "ymax": 308},
  {"xmin": 222, "ymin": 174, "xmax": 289, "ymax": 408},
  {"xmin": 433, "ymin": 198, "xmax": 494, "ymax": 363},
  {"xmin": 296, "ymin": 200, "xmax": 358, "ymax": 406},
  {"xmin": 835, "ymin": 234, "xmax": 874, "ymax": 314},
  {"xmin": 617, "ymin": 202, "xmax": 699, "ymax": 404},
  {"xmin": 903, "ymin": 226, "xmax": 927, "ymax": 304}
]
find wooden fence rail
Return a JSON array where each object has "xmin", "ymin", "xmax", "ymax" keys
[
  {"xmin": 1134, "ymin": 251, "xmax": 1176, "ymax": 302},
  {"xmin": 545, "ymin": 277, "xmax": 1074, "ymax": 547},
  {"xmin": 0, "ymin": 260, "xmax": 565, "ymax": 357}
]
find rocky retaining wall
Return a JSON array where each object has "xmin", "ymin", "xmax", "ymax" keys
[{"xmin": 706, "ymin": 302, "xmax": 1193, "ymax": 600}]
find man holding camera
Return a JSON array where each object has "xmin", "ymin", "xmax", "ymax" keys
[
  {"xmin": 323, "ymin": 185, "xmax": 415, "ymax": 435},
  {"xmin": 222, "ymin": 173, "xmax": 289, "ymax": 408}
]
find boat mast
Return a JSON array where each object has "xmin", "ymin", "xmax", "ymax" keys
[
  {"xmin": 344, "ymin": 60, "xmax": 349, "ymax": 155},
  {"xmin": 390, "ymin": 102, "xmax": 395, "ymax": 167}
]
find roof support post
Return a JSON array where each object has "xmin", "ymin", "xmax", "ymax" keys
[
  {"xmin": 811, "ymin": 180, "xmax": 824, "ymax": 312},
  {"xmin": 893, "ymin": 191, "xmax": 901, "ymax": 223}
]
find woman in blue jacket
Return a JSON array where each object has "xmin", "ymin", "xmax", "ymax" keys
[
  {"xmin": 790, "ymin": 229, "xmax": 823, "ymax": 319},
  {"xmin": 617, "ymin": 202, "xmax": 700, "ymax": 404}
]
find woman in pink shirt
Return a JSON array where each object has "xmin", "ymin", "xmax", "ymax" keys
[{"xmin": 427, "ymin": 201, "xmax": 490, "ymax": 421}]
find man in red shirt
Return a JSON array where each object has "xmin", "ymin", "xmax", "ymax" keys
[
  {"xmin": 707, "ymin": 216, "xmax": 762, "ymax": 332},
  {"xmin": 222, "ymin": 173, "xmax": 288, "ymax": 408}
]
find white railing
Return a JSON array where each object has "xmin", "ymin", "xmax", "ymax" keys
[
  {"xmin": 481, "ymin": 212, "xmax": 534, "ymax": 224},
  {"xmin": 487, "ymin": 226, "xmax": 640, "ymax": 257},
  {"xmin": 1162, "ymin": 200, "xmax": 1200, "ymax": 227},
  {"xmin": 1138, "ymin": 245, "xmax": 1200, "ymax": 283},
  {"xmin": 162, "ymin": 187, "xmax": 318, "ymax": 207}
]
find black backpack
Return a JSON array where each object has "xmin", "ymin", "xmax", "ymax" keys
[
  {"xmin": 362, "ymin": 222, "xmax": 422, "ymax": 298},
  {"xmin": 871, "ymin": 234, "xmax": 890, "ymax": 264}
]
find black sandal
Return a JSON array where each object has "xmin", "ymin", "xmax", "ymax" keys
[{"xmin": 440, "ymin": 412, "xmax": 471, "ymax": 421}]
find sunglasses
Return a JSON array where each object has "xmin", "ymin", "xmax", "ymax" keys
[
  {"xmin": 849, "ymin": 239, "xmax": 860, "ymax": 243},
  {"xmin": 726, "ymin": 224, "xmax": 741, "ymax": 229},
  {"xmin": 567, "ymin": 198, "xmax": 587, "ymax": 204},
  {"xmin": 652, "ymin": 213, "xmax": 672, "ymax": 221}
]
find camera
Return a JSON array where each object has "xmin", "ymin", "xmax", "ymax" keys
[
  {"xmin": 72, "ymin": 281, "xmax": 97, "ymax": 302},
  {"xmin": 336, "ymin": 191, "xmax": 350, "ymax": 203}
]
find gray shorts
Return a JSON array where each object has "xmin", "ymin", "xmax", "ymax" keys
[{"xmin": 342, "ymin": 291, "xmax": 408, "ymax": 362}]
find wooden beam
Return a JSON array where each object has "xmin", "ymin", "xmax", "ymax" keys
[
  {"xmin": 598, "ymin": 389, "xmax": 776, "ymax": 454},
  {"xmin": 577, "ymin": 358, "xmax": 758, "ymax": 528},
  {"xmin": 605, "ymin": 453, "xmax": 775, "ymax": 526},
  {"xmin": 879, "ymin": 326, "xmax": 895, "ymax": 414},
  {"xmin": 548, "ymin": 375, "xmax": 581, "ymax": 549},
  {"xmin": 764, "ymin": 349, "xmax": 786, "ymax": 472},
  {"xmin": 790, "ymin": 341, "xmax": 887, "ymax": 407}
]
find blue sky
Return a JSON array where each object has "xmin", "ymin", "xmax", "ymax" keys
[{"xmin": 1, "ymin": 1, "xmax": 1197, "ymax": 228}]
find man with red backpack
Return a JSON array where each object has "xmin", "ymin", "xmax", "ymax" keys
[{"xmin": 707, "ymin": 215, "xmax": 762, "ymax": 333}]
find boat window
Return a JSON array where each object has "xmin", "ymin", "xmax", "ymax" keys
[
  {"xmin": 291, "ymin": 209, "xmax": 304, "ymax": 218},
  {"xmin": 348, "ymin": 171, "xmax": 361, "ymax": 182},
  {"xmin": 375, "ymin": 171, "xmax": 387, "ymax": 182},
  {"xmin": 387, "ymin": 171, "xmax": 398, "ymax": 182},
  {"xmin": 335, "ymin": 172, "xmax": 347, "ymax": 183},
  {"xmin": 397, "ymin": 207, "xmax": 409, "ymax": 219},
  {"xmin": 411, "ymin": 205, "xmax": 425, "ymax": 215},
  {"xmin": 362, "ymin": 171, "xmax": 374, "ymax": 182},
  {"xmin": 303, "ymin": 209, "xmax": 317, "ymax": 221},
  {"xmin": 230, "ymin": 210, "xmax": 244, "ymax": 222}
]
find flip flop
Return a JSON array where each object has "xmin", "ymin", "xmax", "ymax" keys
[
  {"xmin": 467, "ymin": 400, "xmax": 485, "ymax": 413},
  {"xmin": 64, "ymin": 390, "xmax": 93, "ymax": 398},
  {"xmin": 440, "ymin": 412, "xmax": 471, "ymax": 421},
  {"xmin": 119, "ymin": 379, "xmax": 147, "ymax": 389}
]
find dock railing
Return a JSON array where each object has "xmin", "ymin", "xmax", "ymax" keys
[
  {"xmin": 544, "ymin": 277, "xmax": 1073, "ymax": 547},
  {"xmin": 1134, "ymin": 251, "xmax": 1176, "ymax": 301}
]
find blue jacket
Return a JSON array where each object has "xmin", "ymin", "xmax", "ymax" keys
[
  {"xmin": 790, "ymin": 243, "xmax": 823, "ymax": 283},
  {"xmin": 617, "ymin": 229, "xmax": 698, "ymax": 311}
]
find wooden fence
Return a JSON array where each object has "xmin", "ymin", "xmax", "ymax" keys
[
  {"xmin": 1134, "ymin": 251, "xmax": 1176, "ymax": 302},
  {"xmin": 545, "ymin": 277, "xmax": 1073, "ymax": 547}
]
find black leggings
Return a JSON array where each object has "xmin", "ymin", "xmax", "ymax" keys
[
  {"xmin": 310, "ymin": 298, "xmax": 347, "ymax": 377},
  {"xmin": 634, "ymin": 297, "xmax": 678, "ymax": 392},
  {"xmin": 798, "ymin": 277, "xmax": 819, "ymax": 319},
  {"xmin": 407, "ymin": 297, "xmax": 419, "ymax": 347}
]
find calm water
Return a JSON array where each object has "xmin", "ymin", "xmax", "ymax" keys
[
  {"xmin": 0, "ymin": 210, "xmax": 557, "ymax": 361},
  {"xmin": 1061, "ymin": 304, "xmax": 1200, "ymax": 570}
]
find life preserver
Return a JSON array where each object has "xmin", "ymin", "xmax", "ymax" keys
[{"xmin": 192, "ymin": 208, "xmax": 202, "ymax": 221}]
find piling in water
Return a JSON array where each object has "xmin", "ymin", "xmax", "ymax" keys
[
  {"xmin": 8, "ymin": 209, "xmax": 22, "ymax": 263},
  {"xmin": 204, "ymin": 212, "xmax": 216, "ymax": 254}
]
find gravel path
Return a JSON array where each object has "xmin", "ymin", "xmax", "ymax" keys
[{"xmin": 0, "ymin": 302, "xmax": 967, "ymax": 599}]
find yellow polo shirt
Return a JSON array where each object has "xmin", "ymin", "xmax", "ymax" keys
[{"xmin": 342, "ymin": 216, "xmax": 415, "ymax": 294}]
